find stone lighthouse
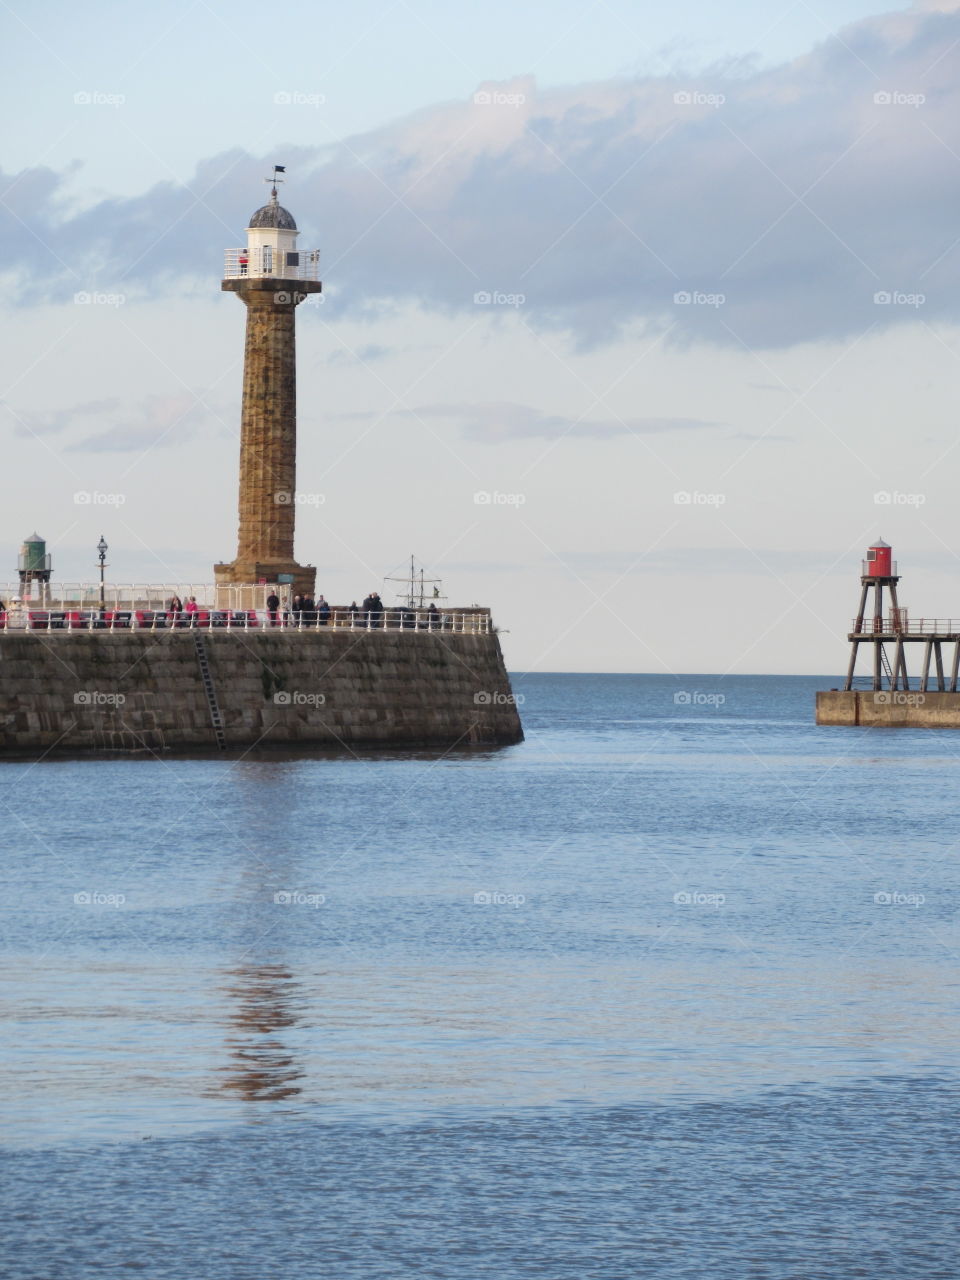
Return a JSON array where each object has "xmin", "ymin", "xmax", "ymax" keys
[{"xmin": 214, "ymin": 168, "xmax": 321, "ymax": 601}]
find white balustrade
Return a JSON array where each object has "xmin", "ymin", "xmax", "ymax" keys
[
  {"xmin": 0, "ymin": 585, "xmax": 491, "ymax": 635},
  {"xmin": 223, "ymin": 246, "xmax": 321, "ymax": 281}
]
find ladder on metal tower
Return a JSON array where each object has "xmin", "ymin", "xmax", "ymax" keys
[
  {"xmin": 193, "ymin": 633, "xmax": 227, "ymax": 750},
  {"xmin": 880, "ymin": 646, "xmax": 894, "ymax": 687}
]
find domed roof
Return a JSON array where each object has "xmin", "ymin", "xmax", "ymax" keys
[{"xmin": 248, "ymin": 199, "xmax": 297, "ymax": 231}]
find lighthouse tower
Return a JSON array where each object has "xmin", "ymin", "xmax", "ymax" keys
[
  {"xmin": 214, "ymin": 169, "xmax": 322, "ymax": 601},
  {"xmin": 843, "ymin": 539, "xmax": 906, "ymax": 690}
]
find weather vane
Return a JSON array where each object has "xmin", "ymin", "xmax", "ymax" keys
[{"xmin": 264, "ymin": 164, "xmax": 286, "ymax": 198}]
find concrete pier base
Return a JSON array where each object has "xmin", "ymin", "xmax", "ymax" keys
[
  {"xmin": 816, "ymin": 689, "xmax": 960, "ymax": 727},
  {"xmin": 0, "ymin": 629, "xmax": 523, "ymax": 756}
]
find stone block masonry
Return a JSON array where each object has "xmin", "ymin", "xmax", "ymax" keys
[
  {"xmin": 0, "ymin": 630, "xmax": 523, "ymax": 757},
  {"xmin": 816, "ymin": 689, "xmax": 960, "ymax": 727},
  {"xmin": 214, "ymin": 276, "xmax": 322, "ymax": 598}
]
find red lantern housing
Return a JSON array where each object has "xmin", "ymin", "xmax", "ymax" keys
[{"xmin": 864, "ymin": 539, "xmax": 893, "ymax": 578}]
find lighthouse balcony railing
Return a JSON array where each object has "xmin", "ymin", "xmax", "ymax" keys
[
  {"xmin": 851, "ymin": 616, "xmax": 960, "ymax": 636},
  {"xmin": 861, "ymin": 560, "xmax": 898, "ymax": 576},
  {"xmin": 223, "ymin": 247, "xmax": 321, "ymax": 281}
]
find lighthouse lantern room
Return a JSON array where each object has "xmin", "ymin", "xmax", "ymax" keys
[
  {"xmin": 223, "ymin": 167, "xmax": 320, "ymax": 282},
  {"xmin": 863, "ymin": 538, "xmax": 894, "ymax": 578}
]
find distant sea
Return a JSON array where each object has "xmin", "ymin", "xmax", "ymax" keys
[{"xmin": 2, "ymin": 674, "xmax": 957, "ymax": 1278}]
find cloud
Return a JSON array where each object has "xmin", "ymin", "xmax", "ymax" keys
[
  {"xmin": 5, "ymin": 6, "xmax": 960, "ymax": 349},
  {"xmin": 3, "ymin": 398, "xmax": 119, "ymax": 439},
  {"xmin": 561, "ymin": 542, "xmax": 960, "ymax": 578},
  {"xmin": 326, "ymin": 409, "xmax": 379, "ymax": 423},
  {"xmin": 323, "ymin": 342, "xmax": 438, "ymax": 365},
  {"xmin": 726, "ymin": 431, "xmax": 793, "ymax": 442},
  {"xmin": 437, "ymin": 559, "xmax": 524, "ymax": 574},
  {"xmin": 2, "ymin": 393, "xmax": 235, "ymax": 452},
  {"xmin": 560, "ymin": 547, "xmax": 854, "ymax": 575},
  {"xmin": 67, "ymin": 393, "xmax": 233, "ymax": 452},
  {"xmin": 402, "ymin": 400, "xmax": 721, "ymax": 441},
  {"xmin": 325, "ymin": 343, "xmax": 393, "ymax": 365}
]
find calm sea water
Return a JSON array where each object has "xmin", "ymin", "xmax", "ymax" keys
[{"xmin": 2, "ymin": 674, "xmax": 958, "ymax": 1278}]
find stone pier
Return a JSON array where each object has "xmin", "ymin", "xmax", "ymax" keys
[
  {"xmin": 816, "ymin": 689, "xmax": 960, "ymax": 727},
  {"xmin": 0, "ymin": 629, "xmax": 523, "ymax": 756}
]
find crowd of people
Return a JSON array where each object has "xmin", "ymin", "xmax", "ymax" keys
[
  {"xmin": 273, "ymin": 592, "xmax": 335, "ymax": 625},
  {"xmin": 263, "ymin": 590, "xmax": 409, "ymax": 627}
]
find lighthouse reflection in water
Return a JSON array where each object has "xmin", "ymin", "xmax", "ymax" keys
[{"xmin": 215, "ymin": 963, "xmax": 304, "ymax": 1104}]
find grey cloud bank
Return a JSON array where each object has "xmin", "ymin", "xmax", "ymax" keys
[
  {"xmin": 3, "ymin": 394, "xmax": 234, "ymax": 453},
  {"xmin": 399, "ymin": 402, "xmax": 722, "ymax": 441},
  {"xmin": 4, "ymin": 5, "xmax": 960, "ymax": 349}
]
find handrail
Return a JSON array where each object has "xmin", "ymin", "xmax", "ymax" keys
[
  {"xmin": 0, "ymin": 584, "xmax": 488, "ymax": 609},
  {"xmin": 1, "ymin": 582, "xmax": 248, "ymax": 611},
  {"xmin": 0, "ymin": 608, "xmax": 491, "ymax": 635},
  {"xmin": 851, "ymin": 617, "xmax": 960, "ymax": 635},
  {"xmin": 223, "ymin": 246, "xmax": 321, "ymax": 281}
]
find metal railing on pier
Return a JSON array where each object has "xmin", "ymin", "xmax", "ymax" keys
[
  {"xmin": 1, "ymin": 583, "xmax": 231, "ymax": 613},
  {"xmin": 0, "ymin": 607, "xmax": 490, "ymax": 636},
  {"xmin": 0, "ymin": 584, "xmax": 492, "ymax": 635},
  {"xmin": 852, "ymin": 617, "xmax": 960, "ymax": 635}
]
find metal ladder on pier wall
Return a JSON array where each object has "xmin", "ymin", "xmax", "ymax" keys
[{"xmin": 193, "ymin": 633, "xmax": 227, "ymax": 750}]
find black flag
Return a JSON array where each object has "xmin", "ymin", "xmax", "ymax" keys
[{"xmin": 274, "ymin": 165, "xmax": 286, "ymax": 173}]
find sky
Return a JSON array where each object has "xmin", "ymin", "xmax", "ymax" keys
[{"xmin": 3, "ymin": 0, "xmax": 960, "ymax": 674}]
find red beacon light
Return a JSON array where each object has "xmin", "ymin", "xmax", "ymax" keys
[{"xmin": 863, "ymin": 538, "xmax": 896, "ymax": 579}]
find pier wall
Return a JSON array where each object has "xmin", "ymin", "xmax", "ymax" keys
[
  {"xmin": 816, "ymin": 689, "xmax": 960, "ymax": 727},
  {"xmin": 0, "ymin": 629, "xmax": 523, "ymax": 756}
]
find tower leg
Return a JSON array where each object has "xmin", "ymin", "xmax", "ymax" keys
[
  {"xmin": 897, "ymin": 642, "xmax": 910, "ymax": 691},
  {"xmin": 892, "ymin": 637, "xmax": 904, "ymax": 690},
  {"xmin": 920, "ymin": 640, "xmax": 933, "ymax": 692},
  {"xmin": 888, "ymin": 581, "xmax": 902, "ymax": 629},
  {"xmin": 951, "ymin": 641, "xmax": 960, "ymax": 693},
  {"xmin": 844, "ymin": 641, "xmax": 859, "ymax": 691},
  {"xmin": 873, "ymin": 639, "xmax": 882, "ymax": 691},
  {"xmin": 854, "ymin": 582, "xmax": 869, "ymax": 633},
  {"xmin": 935, "ymin": 641, "xmax": 945, "ymax": 691}
]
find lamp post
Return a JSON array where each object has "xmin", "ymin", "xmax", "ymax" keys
[{"xmin": 97, "ymin": 535, "xmax": 108, "ymax": 610}]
